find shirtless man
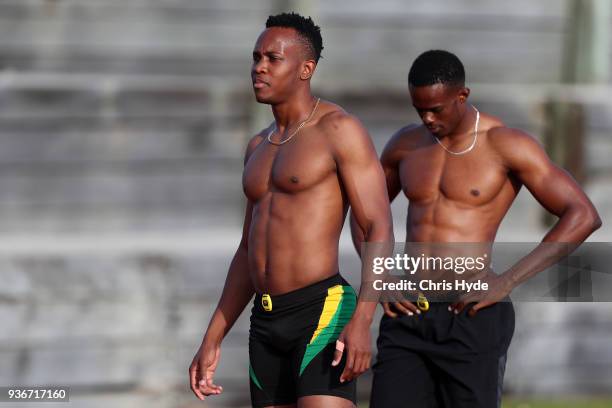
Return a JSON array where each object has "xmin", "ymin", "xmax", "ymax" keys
[
  {"xmin": 189, "ymin": 13, "xmax": 393, "ymax": 408},
  {"xmin": 357, "ymin": 50, "xmax": 601, "ymax": 408}
]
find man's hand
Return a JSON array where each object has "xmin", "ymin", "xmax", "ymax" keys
[
  {"xmin": 381, "ymin": 300, "xmax": 421, "ymax": 317},
  {"xmin": 380, "ymin": 285, "xmax": 420, "ymax": 318},
  {"xmin": 331, "ymin": 316, "xmax": 372, "ymax": 383},
  {"xmin": 379, "ymin": 276, "xmax": 420, "ymax": 318},
  {"xmin": 189, "ymin": 341, "xmax": 223, "ymax": 400},
  {"xmin": 449, "ymin": 273, "xmax": 513, "ymax": 317}
]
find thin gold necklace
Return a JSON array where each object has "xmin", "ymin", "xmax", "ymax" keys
[
  {"xmin": 267, "ymin": 97, "xmax": 321, "ymax": 146},
  {"xmin": 433, "ymin": 106, "xmax": 479, "ymax": 155}
]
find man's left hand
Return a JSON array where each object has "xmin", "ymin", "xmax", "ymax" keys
[
  {"xmin": 331, "ymin": 315, "xmax": 372, "ymax": 383},
  {"xmin": 449, "ymin": 273, "xmax": 513, "ymax": 317}
]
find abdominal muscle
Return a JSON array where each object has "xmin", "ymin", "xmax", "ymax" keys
[
  {"xmin": 405, "ymin": 200, "xmax": 504, "ymax": 283},
  {"xmin": 247, "ymin": 189, "xmax": 346, "ymax": 295},
  {"xmin": 406, "ymin": 193, "xmax": 510, "ymax": 243}
]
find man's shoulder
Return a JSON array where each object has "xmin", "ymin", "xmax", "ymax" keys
[
  {"xmin": 388, "ymin": 124, "xmax": 423, "ymax": 146},
  {"xmin": 250, "ymin": 127, "xmax": 269, "ymax": 144},
  {"xmin": 316, "ymin": 103, "xmax": 363, "ymax": 137},
  {"xmin": 487, "ymin": 125, "xmax": 542, "ymax": 154},
  {"xmin": 244, "ymin": 126, "xmax": 269, "ymax": 162},
  {"xmin": 380, "ymin": 124, "xmax": 424, "ymax": 162},
  {"xmin": 486, "ymin": 124, "xmax": 549, "ymax": 171},
  {"xmin": 313, "ymin": 102, "xmax": 378, "ymax": 161},
  {"xmin": 314, "ymin": 103, "xmax": 372, "ymax": 151}
]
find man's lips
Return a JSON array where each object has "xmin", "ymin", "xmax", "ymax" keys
[{"xmin": 252, "ymin": 79, "xmax": 269, "ymax": 89}]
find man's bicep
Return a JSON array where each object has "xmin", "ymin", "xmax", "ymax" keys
[
  {"xmin": 346, "ymin": 159, "xmax": 391, "ymax": 228},
  {"xmin": 381, "ymin": 156, "xmax": 402, "ymax": 202},
  {"xmin": 522, "ymin": 164, "xmax": 581, "ymax": 217},
  {"xmin": 380, "ymin": 127, "xmax": 413, "ymax": 203},
  {"xmin": 508, "ymin": 134, "xmax": 586, "ymax": 216},
  {"xmin": 334, "ymin": 127, "xmax": 390, "ymax": 232}
]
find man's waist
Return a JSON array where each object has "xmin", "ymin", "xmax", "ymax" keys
[{"xmin": 253, "ymin": 272, "xmax": 355, "ymax": 313}]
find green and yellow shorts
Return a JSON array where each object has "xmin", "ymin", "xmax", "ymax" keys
[{"xmin": 249, "ymin": 273, "xmax": 357, "ymax": 407}]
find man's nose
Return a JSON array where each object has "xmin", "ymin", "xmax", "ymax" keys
[
  {"xmin": 422, "ymin": 112, "xmax": 435, "ymax": 125},
  {"xmin": 253, "ymin": 59, "xmax": 267, "ymax": 74}
]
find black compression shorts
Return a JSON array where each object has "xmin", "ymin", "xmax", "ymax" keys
[{"xmin": 249, "ymin": 273, "xmax": 357, "ymax": 407}]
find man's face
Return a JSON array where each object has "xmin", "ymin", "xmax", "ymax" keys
[
  {"xmin": 251, "ymin": 27, "xmax": 311, "ymax": 104},
  {"xmin": 409, "ymin": 83, "xmax": 468, "ymax": 137}
]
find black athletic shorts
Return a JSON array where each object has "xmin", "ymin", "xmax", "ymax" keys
[
  {"xmin": 249, "ymin": 273, "xmax": 357, "ymax": 407},
  {"xmin": 370, "ymin": 301, "xmax": 515, "ymax": 408}
]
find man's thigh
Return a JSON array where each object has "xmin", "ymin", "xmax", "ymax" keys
[
  {"xmin": 370, "ymin": 347, "xmax": 441, "ymax": 408},
  {"xmin": 298, "ymin": 395, "xmax": 355, "ymax": 408},
  {"xmin": 296, "ymin": 342, "xmax": 356, "ymax": 405},
  {"xmin": 433, "ymin": 352, "xmax": 508, "ymax": 408},
  {"xmin": 249, "ymin": 338, "xmax": 296, "ymax": 407}
]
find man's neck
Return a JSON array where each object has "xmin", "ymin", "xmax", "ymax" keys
[
  {"xmin": 271, "ymin": 88, "xmax": 316, "ymax": 132},
  {"xmin": 445, "ymin": 104, "xmax": 477, "ymax": 141}
]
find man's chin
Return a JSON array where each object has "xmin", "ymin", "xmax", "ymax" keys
[
  {"xmin": 253, "ymin": 93, "xmax": 274, "ymax": 104},
  {"xmin": 431, "ymin": 129, "xmax": 446, "ymax": 137}
]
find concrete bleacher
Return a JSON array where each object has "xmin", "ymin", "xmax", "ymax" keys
[
  {"xmin": 0, "ymin": 0, "xmax": 610, "ymax": 232},
  {"xmin": 1, "ymin": 1, "xmax": 611, "ymax": 407}
]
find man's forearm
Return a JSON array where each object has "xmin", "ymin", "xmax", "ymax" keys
[
  {"xmin": 349, "ymin": 211, "xmax": 366, "ymax": 256},
  {"xmin": 203, "ymin": 246, "xmax": 254, "ymax": 345},
  {"xmin": 353, "ymin": 219, "xmax": 394, "ymax": 320},
  {"xmin": 502, "ymin": 206, "xmax": 601, "ymax": 290}
]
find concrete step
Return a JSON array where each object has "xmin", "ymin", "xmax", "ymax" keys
[
  {"xmin": 2, "ymin": 235, "xmax": 612, "ymax": 396},
  {"xmin": 0, "ymin": 166, "xmax": 246, "ymax": 232},
  {"xmin": 0, "ymin": 0, "xmax": 581, "ymax": 83}
]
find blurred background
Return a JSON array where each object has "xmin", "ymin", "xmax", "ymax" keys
[{"xmin": 1, "ymin": 0, "xmax": 611, "ymax": 407}]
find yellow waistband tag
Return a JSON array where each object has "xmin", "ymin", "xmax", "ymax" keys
[
  {"xmin": 261, "ymin": 294, "xmax": 272, "ymax": 312},
  {"xmin": 416, "ymin": 293, "xmax": 429, "ymax": 312}
]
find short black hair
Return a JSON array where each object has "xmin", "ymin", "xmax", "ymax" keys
[
  {"xmin": 266, "ymin": 12, "xmax": 323, "ymax": 62},
  {"xmin": 408, "ymin": 50, "xmax": 465, "ymax": 88}
]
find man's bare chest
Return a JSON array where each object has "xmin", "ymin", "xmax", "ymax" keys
[
  {"xmin": 242, "ymin": 136, "xmax": 336, "ymax": 201},
  {"xmin": 398, "ymin": 149, "xmax": 510, "ymax": 206}
]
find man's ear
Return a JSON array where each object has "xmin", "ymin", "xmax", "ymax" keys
[
  {"xmin": 458, "ymin": 87, "xmax": 470, "ymax": 103},
  {"xmin": 300, "ymin": 60, "xmax": 316, "ymax": 80}
]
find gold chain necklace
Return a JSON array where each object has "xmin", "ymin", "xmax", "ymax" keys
[
  {"xmin": 433, "ymin": 106, "xmax": 479, "ymax": 155},
  {"xmin": 267, "ymin": 97, "xmax": 321, "ymax": 146}
]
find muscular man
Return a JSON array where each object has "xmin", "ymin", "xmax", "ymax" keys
[
  {"xmin": 189, "ymin": 13, "xmax": 393, "ymax": 408},
  {"xmin": 357, "ymin": 50, "xmax": 601, "ymax": 407}
]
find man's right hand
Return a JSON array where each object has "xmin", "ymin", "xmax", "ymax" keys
[
  {"xmin": 189, "ymin": 340, "xmax": 223, "ymax": 400},
  {"xmin": 381, "ymin": 299, "xmax": 420, "ymax": 318}
]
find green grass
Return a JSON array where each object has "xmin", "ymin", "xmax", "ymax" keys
[
  {"xmin": 359, "ymin": 398, "xmax": 612, "ymax": 408},
  {"xmin": 502, "ymin": 398, "xmax": 612, "ymax": 408}
]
